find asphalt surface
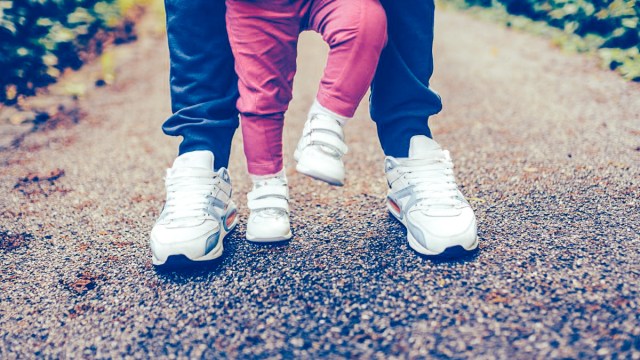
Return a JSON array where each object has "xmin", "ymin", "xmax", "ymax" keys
[{"xmin": 1, "ymin": 8, "xmax": 639, "ymax": 359}]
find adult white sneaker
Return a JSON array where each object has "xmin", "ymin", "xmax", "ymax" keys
[
  {"xmin": 294, "ymin": 113, "xmax": 348, "ymax": 186},
  {"xmin": 150, "ymin": 151, "xmax": 238, "ymax": 267},
  {"xmin": 385, "ymin": 136, "xmax": 478, "ymax": 257},
  {"xmin": 246, "ymin": 176, "xmax": 292, "ymax": 242}
]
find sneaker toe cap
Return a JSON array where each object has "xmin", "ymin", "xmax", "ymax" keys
[
  {"xmin": 407, "ymin": 207, "xmax": 478, "ymax": 253},
  {"xmin": 150, "ymin": 220, "xmax": 221, "ymax": 260}
]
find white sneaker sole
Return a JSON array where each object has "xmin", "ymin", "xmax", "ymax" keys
[
  {"xmin": 151, "ymin": 206, "xmax": 239, "ymax": 267},
  {"xmin": 387, "ymin": 200, "xmax": 478, "ymax": 257}
]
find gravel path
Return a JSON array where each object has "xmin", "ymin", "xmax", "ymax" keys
[{"xmin": 1, "ymin": 8, "xmax": 639, "ymax": 359}]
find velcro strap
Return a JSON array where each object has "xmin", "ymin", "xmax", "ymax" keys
[
  {"xmin": 247, "ymin": 185, "xmax": 288, "ymax": 201},
  {"xmin": 309, "ymin": 132, "xmax": 348, "ymax": 155},
  {"xmin": 310, "ymin": 116, "xmax": 343, "ymax": 136},
  {"xmin": 247, "ymin": 198, "xmax": 289, "ymax": 212}
]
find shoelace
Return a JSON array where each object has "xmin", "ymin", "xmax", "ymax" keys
[
  {"xmin": 399, "ymin": 150, "xmax": 462, "ymax": 209},
  {"xmin": 163, "ymin": 168, "xmax": 219, "ymax": 221}
]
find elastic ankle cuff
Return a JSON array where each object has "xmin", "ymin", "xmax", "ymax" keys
[
  {"xmin": 178, "ymin": 127, "xmax": 237, "ymax": 170},
  {"xmin": 376, "ymin": 118, "xmax": 432, "ymax": 158}
]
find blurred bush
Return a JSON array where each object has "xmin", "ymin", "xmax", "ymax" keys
[
  {"xmin": 0, "ymin": 0, "xmax": 142, "ymax": 105},
  {"xmin": 443, "ymin": 0, "xmax": 640, "ymax": 80}
]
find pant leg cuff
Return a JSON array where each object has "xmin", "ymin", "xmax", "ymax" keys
[
  {"xmin": 178, "ymin": 126, "xmax": 237, "ymax": 170},
  {"xmin": 376, "ymin": 118, "xmax": 432, "ymax": 158},
  {"xmin": 247, "ymin": 163, "xmax": 284, "ymax": 177},
  {"xmin": 316, "ymin": 92, "xmax": 358, "ymax": 118}
]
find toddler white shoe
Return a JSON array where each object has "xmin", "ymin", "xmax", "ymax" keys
[
  {"xmin": 294, "ymin": 101, "xmax": 348, "ymax": 186},
  {"xmin": 246, "ymin": 175, "xmax": 292, "ymax": 242}
]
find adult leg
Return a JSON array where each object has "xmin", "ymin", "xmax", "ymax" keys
[
  {"xmin": 376, "ymin": 1, "xmax": 478, "ymax": 257},
  {"xmin": 371, "ymin": 0, "xmax": 443, "ymax": 158},
  {"xmin": 163, "ymin": 0, "xmax": 238, "ymax": 170},
  {"xmin": 151, "ymin": 0, "xmax": 240, "ymax": 268}
]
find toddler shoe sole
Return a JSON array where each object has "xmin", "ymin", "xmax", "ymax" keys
[
  {"xmin": 294, "ymin": 149, "xmax": 344, "ymax": 186},
  {"xmin": 246, "ymin": 230, "xmax": 293, "ymax": 243}
]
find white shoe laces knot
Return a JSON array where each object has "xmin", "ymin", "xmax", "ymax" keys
[
  {"xmin": 162, "ymin": 168, "xmax": 219, "ymax": 221},
  {"xmin": 400, "ymin": 150, "xmax": 463, "ymax": 209}
]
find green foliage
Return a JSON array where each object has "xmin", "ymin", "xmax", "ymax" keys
[
  {"xmin": 0, "ymin": 0, "xmax": 130, "ymax": 104},
  {"xmin": 443, "ymin": 0, "xmax": 640, "ymax": 80}
]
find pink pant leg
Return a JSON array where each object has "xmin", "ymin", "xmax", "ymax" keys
[
  {"xmin": 225, "ymin": 0, "xmax": 307, "ymax": 176},
  {"xmin": 309, "ymin": 0, "xmax": 388, "ymax": 118}
]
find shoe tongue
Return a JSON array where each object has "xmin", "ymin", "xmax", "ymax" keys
[
  {"xmin": 254, "ymin": 177, "xmax": 287, "ymax": 191},
  {"xmin": 172, "ymin": 151, "xmax": 214, "ymax": 170},
  {"xmin": 409, "ymin": 136, "xmax": 441, "ymax": 159}
]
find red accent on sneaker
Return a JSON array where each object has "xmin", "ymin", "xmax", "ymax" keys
[
  {"xmin": 388, "ymin": 198, "xmax": 401, "ymax": 215},
  {"xmin": 225, "ymin": 209, "xmax": 237, "ymax": 230}
]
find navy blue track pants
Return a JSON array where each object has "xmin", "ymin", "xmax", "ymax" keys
[{"xmin": 162, "ymin": 0, "xmax": 442, "ymax": 169}]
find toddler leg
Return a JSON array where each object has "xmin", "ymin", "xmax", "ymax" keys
[
  {"xmin": 225, "ymin": 0, "xmax": 303, "ymax": 241},
  {"xmin": 225, "ymin": 1, "xmax": 303, "ymax": 176},
  {"xmin": 294, "ymin": 0, "xmax": 387, "ymax": 186},
  {"xmin": 309, "ymin": 0, "xmax": 388, "ymax": 118}
]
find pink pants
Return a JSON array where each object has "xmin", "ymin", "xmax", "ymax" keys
[{"xmin": 225, "ymin": 0, "xmax": 387, "ymax": 176}]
